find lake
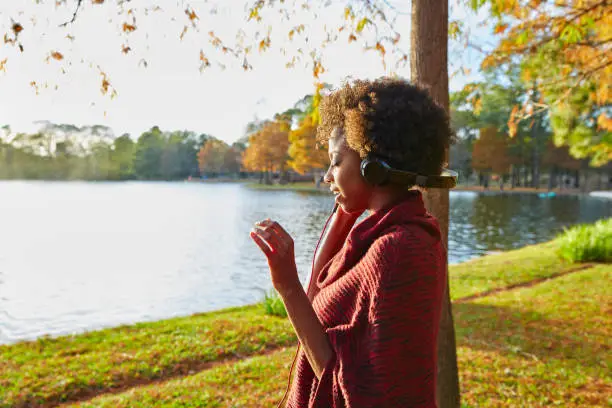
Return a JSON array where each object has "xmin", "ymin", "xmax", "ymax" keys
[{"xmin": 0, "ymin": 181, "xmax": 609, "ymax": 344}]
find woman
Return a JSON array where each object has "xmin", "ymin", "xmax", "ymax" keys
[{"xmin": 250, "ymin": 78, "xmax": 453, "ymax": 407}]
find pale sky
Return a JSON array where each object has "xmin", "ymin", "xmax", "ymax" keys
[{"xmin": 0, "ymin": 1, "xmax": 491, "ymax": 144}]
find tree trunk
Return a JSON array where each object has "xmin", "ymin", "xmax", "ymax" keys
[
  {"xmin": 574, "ymin": 170, "xmax": 579, "ymax": 188},
  {"xmin": 411, "ymin": 1, "xmax": 461, "ymax": 407},
  {"xmin": 548, "ymin": 167, "xmax": 555, "ymax": 190},
  {"xmin": 531, "ymin": 112, "xmax": 541, "ymax": 189}
]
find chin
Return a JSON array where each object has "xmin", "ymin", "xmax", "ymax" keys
[{"xmin": 339, "ymin": 201, "xmax": 367, "ymax": 215}]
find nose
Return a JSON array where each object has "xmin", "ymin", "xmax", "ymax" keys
[{"xmin": 323, "ymin": 166, "xmax": 333, "ymax": 184}]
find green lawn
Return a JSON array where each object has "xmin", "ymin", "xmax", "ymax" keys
[
  {"xmin": 1, "ymin": 240, "xmax": 608, "ymax": 407},
  {"xmin": 71, "ymin": 265, "xmax": 611, "ymax": 408},
  {"xmin": 0, "ymin": 306, "xmax": 295, "ymax": 408}
]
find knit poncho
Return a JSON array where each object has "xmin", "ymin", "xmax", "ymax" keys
[{"xmin": 283, "ymin": 191, "xmax": 446, "ymax": 407}]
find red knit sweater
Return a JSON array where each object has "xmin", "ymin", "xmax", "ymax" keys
[{"xmin": 284, "ymin": 191, "xmax": 446, "ymax": 407}]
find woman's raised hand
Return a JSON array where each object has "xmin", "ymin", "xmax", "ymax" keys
[{"xmin": 250, "ymin": 219, "xmax": 300, "ymax": 296}]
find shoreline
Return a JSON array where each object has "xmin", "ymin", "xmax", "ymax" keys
[{"xmin": 243, "ymin": 181, "xmax": 598, "ymax": 196}]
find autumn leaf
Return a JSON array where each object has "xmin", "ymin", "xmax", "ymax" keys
[
  {"xmin": 259, "ymin": 37, "xmax": 271, "ymax": 52},
  {"xmin": 356, "ymin": 18, "xmax": 370, "ymax": 33},
  {"xmin": 0, "ymin": 58, "xmax": 6, "ymax": 72},
  {"xmin": 121, "ymin": 45, "xmax": 131, "ymax": 54},
  {"xmin": 12, "ymin": 23, "xmax": 23, "ymax": 35},
  {"xmin": 30, "ymin": 81, "xmax": 39, "ymax": 95},
  {"xmin": 449, "ymin": 21, "xmax": 462, "ymax": 40},
  {"xmin": 597, "ymin": 113, "xmax": 612, "ymax": 131},
  {"xmin": 344, "ymin": 6, "xmax": 353, "ymax": 20},
  {"xmin": 50, "ymin": 51, "xmax": 63, "ymax": 61},
  {"xmin": 100, "ymin": 74, "xmax": 110, "ymax": 95},
  {"xmin": 248, "ymin": 6, "xmax": 262, "ymax": 22},
  {"xmin": 473, "ymin": 97, "xmax": 482, "ymax": 115},
  {"xmin": 242, "ymin": 57, "xmax": 252, "ymax": 71},
  {"xmin": 481, "ymin": 55, "xmax": 496, "ymax": 69},
  {"xmin": 375, "ymin": 42, "xmax": 386, "ymax": 56},
  {"xmin": 185, "ymin": 8, "xmax": 198, "ymax": 22},
  {"xmin": 494, "ymin": 23, "xmax": 508, "ymax": 34},
  {"xmin": 199, "ymin": 50, "xmax": 210, "ymax": 71},
  {"xmin": 122, "ymin": 23, "xmax": 136, "ymax": 33},
  {"xmin": 348, "ymin": 33, "xmax": 357, "ymax": 43},
  {"xmin": 313, "ymin": 59, "xmax": 325, "ymax": 78},
  {"xmin": 92, "ymin": 0, "xmax": 105, "ymax": 4},
  {"xmin": 179, "ymin": 26, "xmax": 188, "ymax": 40}
]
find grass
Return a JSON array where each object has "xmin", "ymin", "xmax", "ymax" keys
[
  {"xmin": 0, "ymin": 306, "xmax": 295, "ymax": 407},
  {"xmin": 449, "ymin": 240, "xmax": 572, "ymax": 300},
  {"xmin": 68, "ymin": 265, "xmax": 611, "ymax": 408},
  {"xmin": 261, "ymin": 290, "xmax": 287, "ymax": 318},
  {"xmin": 0, "ymin": 237, "xmax": 608, "ymax": 407},
  {"xmin": 244, "ymin": 181, "xmax": 329, "ymax": 194},
  {"xmin": 556, "ymin": 218, "xmax": 612, "ymax": 263}
]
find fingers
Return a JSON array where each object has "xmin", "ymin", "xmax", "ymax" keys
[
  {"xmin": 250, "ymin": 230, "xmax": 272, "ymax": 256},
  {"xmin": 253, "ymin": 227, "xmax": 288, "ymax": 255},
  {"xmin": 251, "ymin": 219, "xmax": 293, "ymax": 255},
  {"xmin": 255, "ymin": 219, "xmax": 292, "ymax": 244}
]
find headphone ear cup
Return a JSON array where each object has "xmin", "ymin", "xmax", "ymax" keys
[{"xmin": 361, "ymin": 158, "xmax": 389, "ymax": 186}]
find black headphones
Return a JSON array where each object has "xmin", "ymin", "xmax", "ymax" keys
[{"xmin": 360, "ymin": 156, "xmax": 458, "ymax": 188}]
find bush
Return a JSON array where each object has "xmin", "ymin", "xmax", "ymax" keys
[
  {"xmin": 261, "ymin": 290, "xmax": 287, "ymax": 318},
  {"xmin": 556, "ymin": 218, "xmax": 612, "ymax": 263}
]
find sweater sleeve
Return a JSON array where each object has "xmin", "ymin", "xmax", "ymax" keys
[{"xmin": 312, "ymin": 229, "xmax": 445, "ymax": 408}]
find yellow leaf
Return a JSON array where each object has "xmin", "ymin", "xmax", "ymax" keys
[
  {"xmin": 597, "ymin": 113, "xmax": 612, "ymax": 131},
  {"xmin": 481, "ymin": 55, "xmax": 496, "ymax": 69},
  {"xmin": 473, "ymin": 97, "xmax": 482, "ymax": 115},
  {"xmin": 344, "ymin": 7, "xmax": 352, "ymax": 20},
  {"xmin": 0, "ymin": 58, "xmax": 7, "ymax": 72},
  {"xmin": 356, "ymin": 18, "xmax": 370, "ymax": 33},
  {"xmin": 521, "ymin": 69, "xmax": 532, "ymax": 82}
]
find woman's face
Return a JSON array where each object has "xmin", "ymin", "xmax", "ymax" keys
[{"xmin": 323, "ymin": 129, "xmax": 373, "ymax": 214}]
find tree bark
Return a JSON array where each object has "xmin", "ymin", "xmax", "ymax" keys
[{"xmin": 411, "ymin": 1, "xmax": 461, "ymax": 407}]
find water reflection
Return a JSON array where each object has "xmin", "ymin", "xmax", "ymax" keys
[{"xmin": 0, "ymin": 182, "xmax": 609, "ymax": 344}]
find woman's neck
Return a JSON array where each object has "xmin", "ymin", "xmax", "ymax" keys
[{"xmin": 368, "ymin": 188, "xmax": 418, "ymax": 215}]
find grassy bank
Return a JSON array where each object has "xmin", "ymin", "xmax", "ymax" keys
[
  {"xmin": 1, "ymin": 235, "xmax": 609, "ymax": 407},
  {"xmin": 244, "ymin": 182, "xmax": 329, "ymax": 194},
  {"xmin": 70, "ymin": 265, "xmax": 611, "ymax": 408}
]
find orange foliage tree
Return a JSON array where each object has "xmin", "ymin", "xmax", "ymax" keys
[
  {"xmin": 466, "ymin": 0, "xmax": 611, "ymax": 166},
  {"xmin": 242, "ymin": 120, "xmax": 289, "ymax": 184},
  {"xmin": 472, "ymin": 127, "xmax": 515, "ymax": 178},
  {"xmin": 288, "ymin": 115, "xmax": 329, "ymax": 185},
  {"xmin": 197, "ymin": 138, "xmax": 228, "ymax": 175}
]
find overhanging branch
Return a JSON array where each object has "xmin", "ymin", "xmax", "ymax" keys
[{"xmin": 59, "ymin": 0, "xmax": 83, "ymax": 28}]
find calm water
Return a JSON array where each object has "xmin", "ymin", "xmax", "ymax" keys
[{"xmin": 0, "ymin": 182, "xmax": 609, "ymax": 344}]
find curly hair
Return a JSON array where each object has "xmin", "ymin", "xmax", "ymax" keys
[{"xmin": 317, "ymin": 78, "xmax": 454, "ymax": 176}]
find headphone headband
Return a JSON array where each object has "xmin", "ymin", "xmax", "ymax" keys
[{"xmin": 360, "ymin": 157, "xmax": 457, "ymax": 189}]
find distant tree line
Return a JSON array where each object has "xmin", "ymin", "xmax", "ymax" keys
[
  {"xmin": 0, "ymin": 122, "xmax": 242, "ymax": 181},
  {"xmin": 2, "ymin": 75, "xmax": 609, "ymax": 188}
]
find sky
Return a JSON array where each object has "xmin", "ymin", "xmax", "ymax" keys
[{"xmin": 0, "ymin": 0, "xmax": 492, "ymax": 145}]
